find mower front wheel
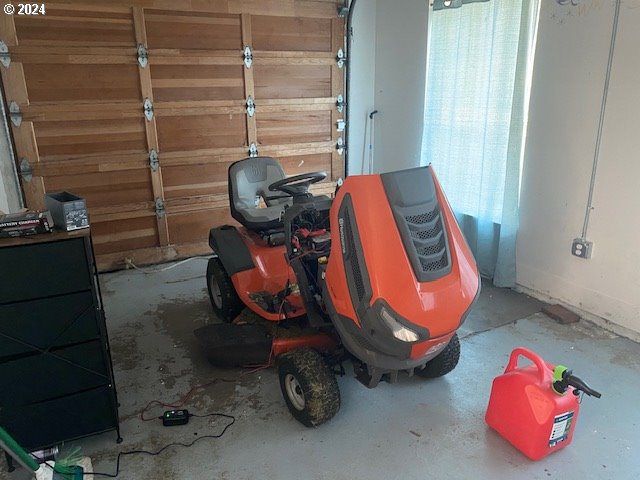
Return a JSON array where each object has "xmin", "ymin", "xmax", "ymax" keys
[
  {"xmin": 277, "ymin": 347, "xmax": 340, "ymax": 427},
  {"xmin": 415, "ymin": 333, "xmax": 460, "ymax": 379},
  {"xmin": 206, "ymin": 257, "xmax": 243, "ymax": 322}
]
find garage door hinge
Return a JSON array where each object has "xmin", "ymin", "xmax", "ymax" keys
[
  {"xmin": 19, "ymin": 158, "xmax": 32, "ymax": 182},
  {"xmin": 336, "ymin": 49, "xmax": 347, "ymax": 69},
  {"xmin": 143, "ymin": 98, "xmax": 154, "ymax": 121},
  {"xmin": 137, "ymin": 44, "xmax": 149, "ymax": 68},
  {"xmin": 336, "ymin": 119, "xmax": 346, "ymax": 132},
  {"xmin": 155, "ymin": 198, "xmax": 165, "ymax": 218},
  {"xmin": 248, "ymin": 143, "xmax": 259, "ymax": 157},
  {"xmin": 336, "ymin": 95, "xmax": 345, "ymax": 113},
  {"xmin": 246, "ymin": 96, "xmax": 256, "ymax": 117},
  {"xmin": 243, "ymin": 46, "xmax": 253, "ymax": 69},
  {"xmin": 9, "ymin": 101, "xmax": 21, "ymax": 127},
  {"xmin": 336, "ymin": 137, "xmax": 346, "ymax": 155},
  {"xmin": 149, "ymin": 149, "xmax": 159, "ymax": 172},
  {"xmin": 0, "ymin": 41, "xmax": 10, "ymax": 68}
]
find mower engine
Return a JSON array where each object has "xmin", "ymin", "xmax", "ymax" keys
[{"xmin": 291, "ymin": 219, "xmax": 331, "ymax": 258}]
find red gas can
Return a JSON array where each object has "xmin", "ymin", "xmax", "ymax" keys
[{"xmin": 485, "ymin": 348, "xmax": 579, "ymax": 460}]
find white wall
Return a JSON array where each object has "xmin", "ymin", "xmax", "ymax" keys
[
  {"xmin": 349, "ymin": 0, "xmax": 429, "ymax": 175},
  {"xmin": 373, "ymin": 0, "xmax": 429, "ymax": 173},
  {"xmin": 347, "ymin": 0, "xmax": 377, "ymax": 175},
  {"xmin": 518, "ymin": 0, "xmax": 640, "ymax": 335},
  {"xmin": 0, "ymin": 89, "xmax": 22, "ymax": 213}
]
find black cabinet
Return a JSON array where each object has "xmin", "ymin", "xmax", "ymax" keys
[{"xmin": 0, "ymin": 230, "xmax": 120, "ymax": 450}]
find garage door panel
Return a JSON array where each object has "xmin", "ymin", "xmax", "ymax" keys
[
  {"xmin": 163, "ymin": 162, "xmax": 230, "ymax": 200},
  {"xmin": 14, "ymin": 8, "xmax": 135, "ymax": 46},
  {"xmin": 257, "ymin": 111, "xmax": 332, "ymax": 145},
  {"xmin": 163, "ymin": 153, "xmax": 333, "ymax": 201},
  {"xmin": 91, "ymin": 216, "xmax": 159, "ymax": 256},
  {"xmin": 157, "ymin": 114, "xmax": 247, "ymax": 152},
  {"xmin": 23, "ymin": 64, "xmax": 141, "ymax": 103},
  {"xmin": 145, "ymin": 11, "xmax": 242, "ymax": 50},
  {"xmin": 254, "ymin": 65, "xmax": 331, "ymax": 99},
  {"xmin": 252, "ymin": 16, "xmax": 332, "ymax": 52},
  {"xmin": 279, "ymin": 153, "xmax": 332, "ymax": 177},
  {"xmin": 43, "ymin": 170, "xmax": 153, "ymax": 208},
  {"xmin": 3, "ymin": 5, "xmax": 344, "ymax": 269},
  {"xmin": 152, "ymin": 65, "xmax": 245, "ymax": 102},
  {"xmin": 168, "ymin": 209, "xmax": 234, "ymax": 246},
  {"xmin": 34, "ymin": 118, "xmax": 147, "ymax": 157}
]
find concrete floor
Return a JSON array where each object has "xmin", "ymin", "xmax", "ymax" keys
[{"xmin": 2, "ymin": 259, "xmax": 639, "ymax": 480}]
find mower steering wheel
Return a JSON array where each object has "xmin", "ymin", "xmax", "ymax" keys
[{"xmin": 268, "ymin": 172, "xmax": 327, "ymax": 198}]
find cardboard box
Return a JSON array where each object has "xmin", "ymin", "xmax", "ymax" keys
[
  {"xmin": 0, "ymin": 210, "xmax": 54, "ymax": 238},
  {"xmin": 45, "ymin": 192, "xmax": 89, "ymax": 231}
]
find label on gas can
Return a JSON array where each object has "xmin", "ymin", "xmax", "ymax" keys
[{"xmin": 549, "ymin": 411, "xmax": 574, "ymax": 447}]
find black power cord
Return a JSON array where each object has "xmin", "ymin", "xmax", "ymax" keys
[{"xmin": 45, "ymin": 413, "xmax": 235, "ymax": 478}]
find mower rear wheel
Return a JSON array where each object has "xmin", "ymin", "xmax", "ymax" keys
[
  {"xmin": 277, "ymin": 347, "xmax": 340, "ymax": 427},
  {"xmin": 416, "ymin": 333, "xmax": 460, "ymax": 378},
  {"xmin": 206, "ymin": 257, "xmax": 243, "ymax": 322}
]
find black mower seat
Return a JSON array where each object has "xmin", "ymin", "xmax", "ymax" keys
[{"xmin": 228, "ymin": 157, "xmax": 292, "ymax": 232}]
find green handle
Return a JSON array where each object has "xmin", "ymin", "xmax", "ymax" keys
[
  {"xmin": 0, "ymin": 426, "xmax": 40, "ymax": 472},
  {"xmin": 552, "ymin": 365, "xmax": 569, "ymax": 395}
]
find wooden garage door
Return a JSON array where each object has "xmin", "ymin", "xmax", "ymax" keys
[{"xmin": 0, "ymin": 0, "xmax": 345, "ymax": 270}]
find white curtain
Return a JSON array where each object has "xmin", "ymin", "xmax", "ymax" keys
[{"xmin": 421, "ymin": 0, "xmax": 539, "ymax": 286}]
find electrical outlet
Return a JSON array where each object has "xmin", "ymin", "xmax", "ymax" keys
[{"xmin": 572, "ymin": 238, "xmax": 593, "ymax": 259}]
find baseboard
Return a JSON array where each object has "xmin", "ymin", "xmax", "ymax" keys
[
  {"xmin": 515, "ymin": 283, "xmax": 640, "ymax": 344},
  {"xmin": 97, "ymin": 241, "xmax": 210, "ymax": 272}
]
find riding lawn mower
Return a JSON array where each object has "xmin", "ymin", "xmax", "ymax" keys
[{"xmin": 195, "ymin": 157, "xmax": 480, "ymax": 427}]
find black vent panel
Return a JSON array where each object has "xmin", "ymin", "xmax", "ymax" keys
[
  {"xmin": 405, "ymin": 209, "xmax": 439, "ymax": 225},
  {"xmin": 411, "ymin": 218, "xmax": 444, "ymax": 240},
  {"xmin": 381, "ymin": 167, "xmax": 453, "ymax": 283},
  {"xmin": 342, "ymin": 207, "xmax": 365, "ymax": 302},
  {"xmin": 416, "ymin": 232, "xmax": 446, "ymax": 257},
  {"xmin": 420, "ymin": 251, "xmax": 449, "ymax": 272},
  {"xmin": 406, "ymin": 206, "xmax": 450, "ymax": 275},
  {"xmin": 338, "ymin": 194, "xmax": 372, "ymax": 311}
]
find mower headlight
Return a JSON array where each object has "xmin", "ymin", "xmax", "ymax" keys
[{"xmin": 379, "ymin": 306, "xmax": 420, "ymax": 342}]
